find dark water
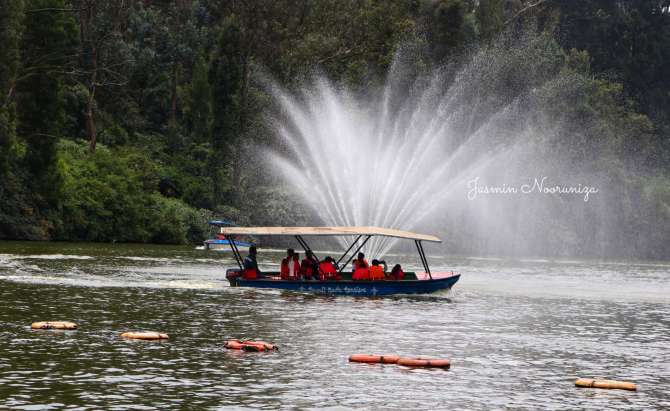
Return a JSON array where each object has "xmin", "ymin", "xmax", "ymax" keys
[{"xmin": 0, "ymin": 241, "xmax": 668, "ymax": 410}]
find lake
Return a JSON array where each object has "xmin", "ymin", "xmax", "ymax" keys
[{"xmin": 0, "ymin": 241, "xmax": 668, "ymax": 409}]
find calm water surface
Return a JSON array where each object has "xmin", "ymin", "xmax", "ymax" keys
[{"xmin": 0, "ymin": 241, "xmax": 668, "ymax": 410}]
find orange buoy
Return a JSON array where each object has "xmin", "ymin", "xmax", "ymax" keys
[
  {"xmin": 224, "ymin": 339, "xmax": 278, "ymax": 352},
  {"xmin": 379, "ymin": 355, "xmax": 400, "ymax": 364},
  {"xmin": 575, "ymin": 378, "xmax": 637, "ymax": 391},
  {"xmin": 349, "ymin": 354, "xmax": 400, "ymax": 364},
  {"xmin": 120, "ymin": 331, "xmax": 169, "ymax": 340},
  {"xmin": 31, "ymin": 321, "xmax": 78, "ymax": 330},
  {"xmin": 247, "ymin": 340, "xmax": 278, "ymax": 350},
  {"xmin": 396, "ymin": 357, "xmax": 451, "ymax": 369},
  {"xmin": 225, "ymin": 340, "xmax": 246, "ymax": 350},
  {"xmin": 242, "ymin": 344, "xmax": 266, "ymax": 352}
]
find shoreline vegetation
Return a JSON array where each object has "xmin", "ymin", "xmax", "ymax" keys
[{"xmin": 1, "ymin": 1, "xmax": 669, "ymax": 259}]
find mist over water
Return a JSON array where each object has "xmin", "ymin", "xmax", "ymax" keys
[{"xmin": 267, "ymin": 34, "xmax": 616, "ymax": 259}]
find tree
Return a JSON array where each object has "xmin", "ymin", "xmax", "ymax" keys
[
  {"xmin": 17, "ymin": 0, "xmax": 76, "ymax": 180},
  {"xmin": 75, "ymin": 0, "xmax": 131, "ymax": 152},
  {"xmin": 475, "ymin": 0, "xmax": 504, "ymax": 42},
  {"xmin": 422, "ymin": 0, "xmax": 477, "ymax": 62},
  {"xmin": 167, "ymin": 0, "xmax": 193, "ymax": 127},
  {"xmin": 554, "ymin": 0, "xmax": 670, "ymax": 162},
  {"xmin": 190, "ymin": 52, "xmax": 211, "ymax": 142},
  {"xmin": 0, "ymin": 0, "xmax": 24, "ymax": 173},
  {"xmin": 209, "ymin": 17, "xmax": 245, "ymax": 205}
]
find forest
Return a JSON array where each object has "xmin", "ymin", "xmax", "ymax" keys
[{"xmin": 0, "ymin": 0, "xmax": 669, "ymax": 259}]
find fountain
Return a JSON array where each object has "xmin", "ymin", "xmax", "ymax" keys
[{"xmin": 266, "ymin": 33, "xmax": 604, "ymax": 258}]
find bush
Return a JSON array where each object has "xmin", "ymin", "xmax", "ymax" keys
[{"xmin": 56, "ymin": 140, "xmax": 206, "ymax": 244}]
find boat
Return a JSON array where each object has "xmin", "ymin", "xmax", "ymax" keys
[
  {"xmin": 202, "ymin": 238, "xmax": 254, "ymax": 252},
  {"xmin": 200, "ymin": 220, "xmax": 254, "ymax": 251},
  {"xmin": 222, "ymin": 226, "xmax": 460, "ymax": 296}
]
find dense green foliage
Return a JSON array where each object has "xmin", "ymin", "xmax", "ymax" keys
[{"xmin": 0, "ymin": 1, "xmax": 668, "ymax": 258}]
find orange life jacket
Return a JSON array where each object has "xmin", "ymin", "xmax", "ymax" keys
[
  {"xmin": 352, "ymin": 267, "xmax": 370, "ymax": 280},
  {"xmin": 369, "ymin": 265, "xmax": 385, "ymax": 280},
  {"xmin": 318, "ymin": 261, "xmax": 338, "ymax": 280},
  {"xmin": 354, "ymin": 259, "xmax": 369, "ymax": 269}
]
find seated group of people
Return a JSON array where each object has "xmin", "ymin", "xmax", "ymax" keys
[
  {"xmin": 279, "ymin": 249, "xmax": 339, "ymax": 281},
  {"xmin": 350, "ymin": 252, "xmax": 405, "ymax": 281},
  {"xmin": 241, "ymin": 247, "xmax": 405, "ymax": 281},
  {"xmin": 279, "ymin": 249, "xmax": 405, "ymax": 282}
]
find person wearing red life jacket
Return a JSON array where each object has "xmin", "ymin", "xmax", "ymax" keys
[
  {"xmin": 300, "ymin": 251, "xmax": 318, "ymax": 280},
  {"xmin": 242, "ymin": 246, "xmax": 260, "ymax": 279},
  {"xmin": 389, "ymin": 264, "xmax": 405, "ymax": 280},
  {"xmin": 351, "ymin": 252, "xmax": 370, "ymax": 280},
  {"xmin": 318, "ymin": 256, "xmax": 339, "ymax": 281},
  {"xmin": 287, "ymin": 253, "xmax": 300, "ymax": 280},
  {"xmin": 280, "ymin": 248, "xmax": 295, "ymax": 280},
  {"xmin": 369, "ymin": 259, "xmax": 387, "ymax": 281},
  {"xmin": 353, "ymin": 252, "xmax": 369, "ymax": 270}
]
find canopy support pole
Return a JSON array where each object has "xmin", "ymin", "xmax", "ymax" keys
[
  {"xmin": 338, "ymin": 235, "xmax": 371, "ymax": 274},
  {"xmin": 336, "ymin": 235, "xmax": 362, "ymax": 267},
  {"xmin": 415, "ymin": 240, "xmax": 432, "ymax": 279},
  {"xmin": 295, "ymin": 235, "xmax": 320, "ymax": 263},
  {"xmin": 229, "ymin": 240, "xmax": 244, "ymax": 270}
]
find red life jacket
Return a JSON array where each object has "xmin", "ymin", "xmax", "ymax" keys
[
  {"xmin": 369, "ymin": 265, "xmax": 385, "ymax": 281},
  {"xmin": 301, "ymin": 259, "xmax": 315, "ymax": 278},
  {"xmin": 391, "ymin": 268, "xmax": 404, "ymax": 280},
  {"xmin": 352, "ymin": 267, "xmax": 370, "ymax": 281},
  {"xmin": 242, "ymin": 268, "xmax": 258, "ymax": 280},
  {"xmin": 288, "ymin": 260, "xmax": 300, "ymax": 280},
  {"xmin": 318, "ymin": 261, "xmax": 338, "ymax": 281},
  {"xmin": 280, "ymin": 258, "xmax": 300, "ymax": 280},
  {"xmin": 280, "ymin": 258, "xmax": 289, "ymax": 280}
]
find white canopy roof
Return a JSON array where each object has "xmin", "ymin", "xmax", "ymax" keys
[{"xmin": 219, "ymin": 226, "xmax": 441, "ymax": 243}]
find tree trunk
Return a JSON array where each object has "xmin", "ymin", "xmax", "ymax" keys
[
  {"xmin": 86, "ymin": 48, "xmax": 97, "ymax": 153},
  {"xmin": 79, "ymin": 0, "xmax": 98, "ymax": 153},
  {"xmin": 169, "ymin": 62, "xmax": 178, "ymax": 126},
  {"xmin": 232, "ymin": 57, "xmax": 250, "ymax": 204},
  {"xmin": 85, "ymin": 93, "xmax": 97, "ymax": 153}
]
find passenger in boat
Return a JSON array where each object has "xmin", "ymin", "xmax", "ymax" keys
[
  {"xmin": 300, "ymin": 251, "xmax": 319, "ymax": 280},
  {"xmin": 369, "ymin": 259, "xmax": 387, "ymax": 280},
  {"xmin": 318, "ymin": 256, "xmax": 339, "ymax": 281},
  {"xmin": 280, "ymin": 249, "xmax": 295, "ymax": 280},
  {"xmin": 242, "ymin": 246, "xmax": 260, "ymax": 279},
  {"xmin": 288, "ymin": 253, "xmax": 300, "ymax": 280},
  {"xmin": 353, "ymin": 252, "xmax": 369, "ymax": 270},
  {"xmin": 389, "ymin": 264, "xmax": 405, "ymax": 280},
  {"xmin": 352, "ymin": 254, "xmax": 370, "ymax": 280}
]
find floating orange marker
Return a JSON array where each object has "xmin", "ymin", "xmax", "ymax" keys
[
  {"xmin": 120, "ymin": 331, "xmax": 169, "ymax": 340},
  {"xmin": 575, "ymin": 378, "xmax": 637, "ymax": 391},
  {"xmin": 225, "ymin": 339, "xmax": 278, "ymax": 352},
  {"xmin": 348, "ymin": 354, "xmax": 400, "ymax": 364},
  {"xmin": 396, "ymin": 357, "xmax": 451, "ymax": 369},
  {"xmin": 31, "ymin": 321, "xmax": 78, "ymax": 330}
]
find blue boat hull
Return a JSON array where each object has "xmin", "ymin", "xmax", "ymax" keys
[{"xmin": 233, "ymin": 275, "xmax": 460, "ymax": 296}]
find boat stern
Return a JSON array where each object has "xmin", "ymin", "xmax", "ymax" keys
[{"xmin": 226, "ymin": 269, "xmax": 242, "ymax": 286}]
